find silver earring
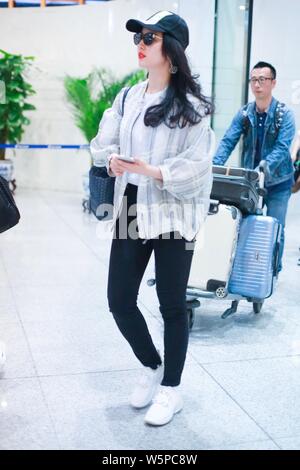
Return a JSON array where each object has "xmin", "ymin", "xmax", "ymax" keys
[{"xmin": 169, "ymin": 63, "xmax": 178, "ymax": 74}]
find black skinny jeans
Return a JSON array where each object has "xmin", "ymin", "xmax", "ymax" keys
[{"xmin": 107, "ymin": 184, "xmax": 195, "ymax": 386}]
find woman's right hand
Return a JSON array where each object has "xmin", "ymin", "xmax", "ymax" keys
[{"xmin": 109, "ymin": 154, "xmax": 126, "ymax": 177}]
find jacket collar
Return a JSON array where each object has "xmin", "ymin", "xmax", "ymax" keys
[{"xmin": 247, "ymin": 96, "xmax": 278, "ymax": 127}]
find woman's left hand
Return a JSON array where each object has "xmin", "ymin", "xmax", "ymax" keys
[{"xmin": 116, "ymin": 158, "xmax": 163, "ymax": 180}]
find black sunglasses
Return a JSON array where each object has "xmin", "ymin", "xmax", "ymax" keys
[{"xmin": 133, "ymin": 32, "xmax": 162, "ymax": 46}]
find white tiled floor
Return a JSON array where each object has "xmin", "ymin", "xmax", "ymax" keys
[{"xmin": 0, "ymin": 188, "xmax": 299, "ymax": 450}]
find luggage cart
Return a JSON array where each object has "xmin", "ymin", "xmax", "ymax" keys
[
  {"xmin": 148, "ymin": 270, "xmax": 270, "ymax": 329},
  {"xmin": 147, "ymin": 161, "xmax": 281, "ymax": 329}
]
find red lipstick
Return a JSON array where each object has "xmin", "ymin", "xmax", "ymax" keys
[{"xmin": 138, "ymin": 52, "xmax": 146, "ymax": 60}]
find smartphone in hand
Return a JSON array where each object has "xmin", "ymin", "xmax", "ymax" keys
[{"xmin": 117, "ymin": 155, "xmax": 135, "ymax": 163}]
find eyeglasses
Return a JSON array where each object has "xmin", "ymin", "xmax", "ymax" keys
[
  {"xmin": 249, "ymin": 77, "xmax": 274, "ymax": 85},
  {"xmin": 133, "ymin": 32, "xmax": 163, "ymax": 46}
]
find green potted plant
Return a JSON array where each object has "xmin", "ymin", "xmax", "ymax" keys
[
  {"xmin": 0, "ymin": 49, "xmax": 36, "ymax": 190},
  {"xmin": 64, "ymin": 68, "xmax": 146, "ymax": 202}
]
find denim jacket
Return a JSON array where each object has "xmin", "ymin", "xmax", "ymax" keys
[{"xmin": 213, "ymin": 97, "xmax": 295, "ymax": 187}]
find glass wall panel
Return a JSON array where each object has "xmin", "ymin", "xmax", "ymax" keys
[{"xmin": 212, "ymin": 0, "xmax": 252, "ymax": 165}]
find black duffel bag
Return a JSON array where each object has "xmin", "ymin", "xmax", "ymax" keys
[
  {"xmin": 211, "ymin": 165, "xmax": 260, "ymax": 215},
  {"xmin": 89, "ymin": 166, "xmax": 115, "ymax": 221},
  {"xmin": 0, "ymin": 175, "xmax": 20, "ymax": 233},
  {"xmin": 89, "ymin": 86, "xmax": 131, "ymax": 221}
]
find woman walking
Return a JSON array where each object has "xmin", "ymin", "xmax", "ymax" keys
[{"xmin": 90, "ymin": 10, "xmax": 214, "ymax": 426}]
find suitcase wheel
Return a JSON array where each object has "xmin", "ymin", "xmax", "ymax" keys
[
  {"xmin": 215, "ymin": 287, "xmax": 228, "ymax": 299},
  {"xmin": 253, "ymin": 301, "xmax": 264, "ymax": 314}
]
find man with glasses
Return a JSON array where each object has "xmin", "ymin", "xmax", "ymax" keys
[{"xmin": 214, "ymin": 61, "xmax": 295, "ymax": 272}]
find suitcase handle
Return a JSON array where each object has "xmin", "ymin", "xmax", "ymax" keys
[
  {"xmin": 257, "ymin": 160, "xmax": 267, "ymax": 209},
  {"xmin": 258, "ymin": 160, "xmax": 268, "ymax": 173},
  {"xmin": 213, "ymin": 165, "xmax": 259, "ymax": 182}
]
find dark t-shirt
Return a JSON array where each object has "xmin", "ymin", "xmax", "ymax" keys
[{"xmin": 254, "ymin": 111, "xmax": 267, "ymax": 168}]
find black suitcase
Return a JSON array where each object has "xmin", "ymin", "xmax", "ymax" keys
[
  {"xmin": 0, "ymin": 175, "xmax": 20, "ymax": 233},
  {"xmin": 210, "ymin": 166, "xmax": 260, "ymax": 215}
]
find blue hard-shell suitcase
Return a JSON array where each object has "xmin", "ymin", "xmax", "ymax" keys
[{"xmin": 228, "ymin": 215, "xmax": 281, "ymax": 299}]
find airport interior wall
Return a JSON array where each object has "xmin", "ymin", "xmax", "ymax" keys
[
  {"xmin": 0, "ymin": 0, "xmax": 298, "ymax": 191},
  {"xmin": 0, "ymin": 0, "xmax": 214, "ymax": 191}
]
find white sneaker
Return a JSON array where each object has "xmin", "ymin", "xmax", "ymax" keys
[
  {"xmin": 144, "ymin": 385, "xmax": 183, "ymax": 426},
  {"xmin": 130, "ymin": 364, "xmax": 164, "ymax": 409},
  {"xmin": 0, "ymin": 341, "xmax": 6, "ymax": 373}
]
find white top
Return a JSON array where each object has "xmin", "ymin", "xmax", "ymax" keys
[
  {"xmin": 127, "ymin": 89, "xmax": 166, "ymax": 186},
  {"xmin": 90, "ymin": 80, "xmax": 215, "ymax": 241}
]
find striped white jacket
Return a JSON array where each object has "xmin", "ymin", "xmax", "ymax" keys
[{"xmin": 90, "ymin": 80, "xmax": 215, "ymax": 241}]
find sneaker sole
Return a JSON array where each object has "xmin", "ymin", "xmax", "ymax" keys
[
  {"xmin": 130, "ymin": 402, "xmax": 152, "ymax": 410},
  {"xmin": 144, "ymin": 403, "xmax": 183, "ymax": 427}
]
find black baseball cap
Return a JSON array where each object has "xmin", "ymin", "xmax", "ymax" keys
[{"xmin": 126, "ymin": 10, "xmax": 189, "ymax": 50}]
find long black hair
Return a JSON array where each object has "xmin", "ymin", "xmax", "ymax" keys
[{"xmin": 144, "ymin": 34, "xmax": 214, "ymax": 129}]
